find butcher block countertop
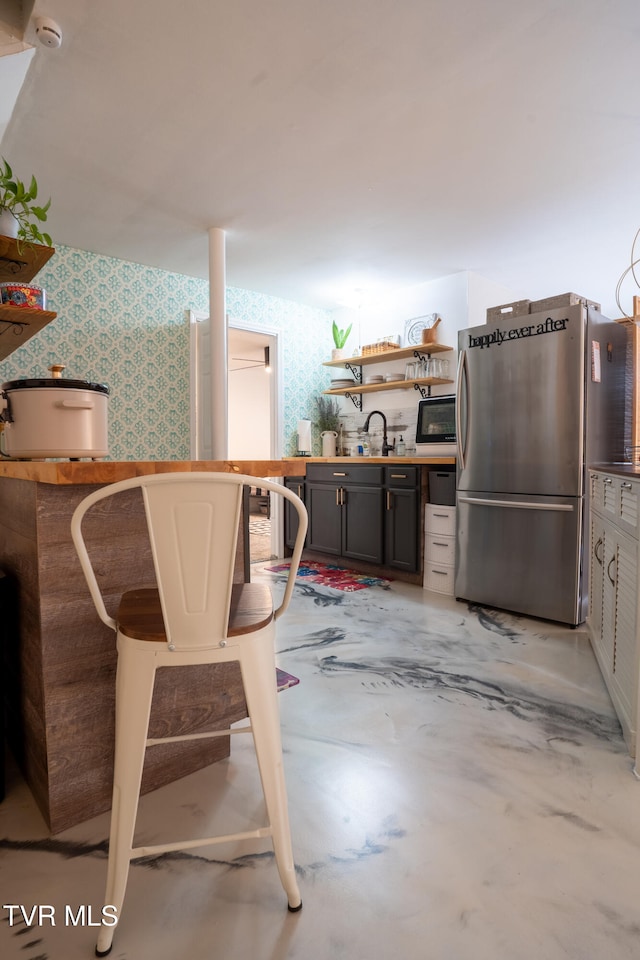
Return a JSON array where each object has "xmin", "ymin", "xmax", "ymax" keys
[{"xmin": 0, "ymin": 456, "xmax": 455, "ymax": 485}]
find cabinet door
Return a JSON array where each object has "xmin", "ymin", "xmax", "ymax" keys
[
  {"xmin": 384, "ymin": 487, "xmax": 418, "ymax": 572},
  {"xmin": 341, "ymin": 484, "xmax": 384, "ymax": 563},
  {"xmin": 588, "ymin": 472, "xmax": 640, "ymax": 759},
  {"xmin": 601, "ymin": 521, "xmax": 617, "ymax": 670},
  {"xmin": 306, "ymin": 482, "xmax": 342, "ymax": 555},
  {"xmin": 284, "ymin": 478, "xmax": 305, "ymax": 550},
  {"xmin": 587, "ymin": 510, "xmax": 606, "ymax": 661},
  {"xmin": 610, "ymin": 528, "xmax": 639, "ymax": 734}
]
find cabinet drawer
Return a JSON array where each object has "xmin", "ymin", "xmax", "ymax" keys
[
  {"xmin": 423, "ymin": 562, "xmax": 455, "ymax": 595},
  {"xmin": 591, "ymin": 471, "xmax": 640, "ymax": 540},
  {"xmin": 425, "ymin": 503, "xmax": 456, "ymax": 536},
  {"xmin": 619, "ymin": 480, "xmax": 640, "ymax": 537},
  {"xmin": 306, "ymin": 464, "xmax": 383, "ymax": 485},
  {"xmin": 425, "ymin": 533, "xmax": 456, "ymax": 566},
  {"xmin": 384, "ymin": 465, "xmax": 418, "ymax": 488}
]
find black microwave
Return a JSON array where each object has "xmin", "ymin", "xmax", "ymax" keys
[{"xmin": 416, "ymin": 395, "xmax": 456, "ymax": 444}]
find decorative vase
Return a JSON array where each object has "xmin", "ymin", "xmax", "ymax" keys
[
  {"xmin": 0, "ymin": 208, "xmax": 19, "ymax": 239},
  {"xmin": 331, "ymin": 348, "xmax": 344, "ymax": 361},
  {"xmin": 321, "ymin": 431, "xmax": 338, "ymax": 457}
]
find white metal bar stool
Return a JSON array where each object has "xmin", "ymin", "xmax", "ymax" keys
[{"xmin": 71, "ymin": 472, "xmax": 307, "ymax": 957}]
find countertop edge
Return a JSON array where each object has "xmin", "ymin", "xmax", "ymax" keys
[
  {"xmin": 589, "ymin": 462, "xmax": 640, "ymax": 478},
  {"xmin": 0, "ymin": 456, "xmax": 455, "ymax": 485}
]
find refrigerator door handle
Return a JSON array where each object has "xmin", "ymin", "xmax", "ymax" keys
[
  {"xmin": 458, "ymin": 496, "xmax": 574, "ymax": 512},
  {"xmin": 456, "ymin": 349, "xmax": 468, "ymax": 470}
]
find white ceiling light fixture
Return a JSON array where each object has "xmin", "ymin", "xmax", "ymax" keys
[{"xmin": 34, "ymin": 16, "xmax": 62, "ymax": 48}]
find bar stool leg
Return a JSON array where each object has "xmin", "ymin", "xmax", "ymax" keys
[
  {"xmin": 96, "ymin": 642, "xmax": 157, "ymax": 957},
  {"xmin": 240, "ymin": 634, "xmax": 302, "ymax": 911}
]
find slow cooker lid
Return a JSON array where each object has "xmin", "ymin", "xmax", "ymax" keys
[{"xmin": 2, "ymin": 378, "xmax": 110, "ymax": 395}]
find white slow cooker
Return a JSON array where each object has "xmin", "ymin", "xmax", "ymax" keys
[{"xmin": 0, "ymin": 365, "xmax": 110, "ymax": 459}]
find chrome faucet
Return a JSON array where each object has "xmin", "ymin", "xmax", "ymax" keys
[{"xmin": 362, "ymin": 410, "xmax": 394, "ymax": 456}]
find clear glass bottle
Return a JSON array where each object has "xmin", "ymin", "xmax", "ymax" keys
[{"xmin": 396, "ymin": 435, "xmax": 406, "ymax": 456}]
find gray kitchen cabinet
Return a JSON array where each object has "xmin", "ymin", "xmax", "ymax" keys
[
  {"xmin": 306, "ymin": 480, "xmax": 342, "ymax": 556},
  {"xmin": 304, "ymin": 463, "xmax": 420, "ymax": 572},
  {"xmin": 588, "ymin": 470, "xmax": 640, "ymax": 762},
  {"xmin": 306, "ymin": 464, "xmax": 384, "ymax": 563},
  {"xmin": 284, "ymin": 477, "xmax": 305, "ymax": 550},
  {"xmin": 384, "ymin": 466, "xmax": 419, "ymax": 572}
]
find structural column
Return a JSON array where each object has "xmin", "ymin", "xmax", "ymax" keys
[{"xmin": 208, "ymin": 226, "xmax": 228, "ymax": 459}]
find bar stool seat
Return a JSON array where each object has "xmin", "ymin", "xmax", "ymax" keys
[
  {"xmin": 117, "ymin": 583, "xmax": 274, "ymax": 641},
  {"xmin": 71, "ymin": 472, "xmax": 307, "ymax": 957}
]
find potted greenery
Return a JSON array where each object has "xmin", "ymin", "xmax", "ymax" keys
[
  {"xmin": 0, "ymin": 157, "xmax": 52, "ymax": 248},
  {"xmin": 331, "ymin": 319, "xmax": 352, "ymax": 360},
  {"xmin": 315, "ymin": 395, "xmax": 341, "ymax": 456}
]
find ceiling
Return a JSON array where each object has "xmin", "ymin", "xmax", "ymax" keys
[{"xmin": 2, "ymin": 0, "xmax": 640, "ymax": 317}]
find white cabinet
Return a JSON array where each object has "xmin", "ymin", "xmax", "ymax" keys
[
  {"xmin": 588, "ymin": 470, "xmax": 640, "ymax": 762},
  {"xmin": 424, "ymin": 503, "xmax": 456, "ymax": 595}
]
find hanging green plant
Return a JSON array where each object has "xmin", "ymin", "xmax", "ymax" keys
[{"xmin": 0, "ymin": 157, "xmax": 52, "ymax": 247}]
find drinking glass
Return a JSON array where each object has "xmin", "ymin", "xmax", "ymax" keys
[{"xmin": 405, "ymin": 361, "xmax": 417, "ymax": 381}]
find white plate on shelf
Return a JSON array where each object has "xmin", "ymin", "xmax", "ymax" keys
[
  {"xmin": 330, "ymin": 379, "xmax": 356, "ymax": 389},
  {"xmin": 384, "ymin": 374, "xmax": 405, "ymax": 382},
  {"xmin": 364, "ymin": 376, "xmax": 384, "ymax": 384}
]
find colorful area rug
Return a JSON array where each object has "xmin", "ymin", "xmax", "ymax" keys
[
  {"xmin": 266, "ymin": 560, "xmax": 392, "ymax": 592},
  {"xmin": 276, "ymin": 667, "xmax": 300, "ymax": 692}
]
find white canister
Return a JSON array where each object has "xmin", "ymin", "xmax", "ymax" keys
[{"xmin": 321, "ymin": 430, "xmax": 338, "ymax": 457}]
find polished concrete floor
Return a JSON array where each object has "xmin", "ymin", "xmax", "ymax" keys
[{"xmin": 1, "ymin": 565, "xmax": 640, "ymax": 960}]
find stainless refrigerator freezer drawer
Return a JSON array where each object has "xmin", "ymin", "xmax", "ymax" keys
[{"xmin": 455, "ymin": 492, "xmax": 584, "ymax": 625}]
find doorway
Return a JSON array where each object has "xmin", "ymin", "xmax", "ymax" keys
[
  {"xmin": 228, "ymin": 327, "xmax": 277, "ymax": 562},
  {"xmin": 190, "ymin": 313, "xmax": 283, "ymax": 562}
]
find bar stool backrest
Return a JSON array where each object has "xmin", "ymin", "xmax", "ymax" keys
[
  {"xmin": 141, "ymin": 475, "xmax": 243, "ymax": 649},
  {"xmin": 72, "ymin": 472, "xmax": 307, "ymax": 652}
]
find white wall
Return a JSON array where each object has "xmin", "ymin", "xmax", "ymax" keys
[
  {"xmin": 228, "ymin": 365, "xmax": 271, "ymax": 459},
  {"xmin": 467, "ymin": 271, "xmax": 524, "ymax": 328},
  {"xmin": 328, "ymin": 270, "xmax": 520, "ymax": 453}
]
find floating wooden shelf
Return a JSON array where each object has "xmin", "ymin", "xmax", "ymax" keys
[
  {"xmin": 323, "ymin": 343, "xmax": 453, "ymax": 368},
  {"xmin": 323, "ymin": 343, "xmax": 454, "ymax": 404},
  {"xmin": 0, "ymin": 235, "xmax": 55, "ymax": 284},
  {"xmin": 0, "ymin": 235, "xmax": 57, "ymax": 361},
  {"xmin": 0, "ymin": 305, "xmax": 58, "ymax": 362},
  {"xmin": 324, "ymin": 376, "xmax": 453, "ymax": 396}
]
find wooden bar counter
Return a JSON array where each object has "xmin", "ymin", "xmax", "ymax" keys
[
  {"xmin": 0, "ymin": 459, "xmax": 305, "ymax": 833},
  {"xmin": 0, "ymin": 456, "xmax": 451, "ymax": 832}
]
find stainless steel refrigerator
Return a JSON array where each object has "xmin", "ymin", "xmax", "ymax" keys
[{"xmin": 455, "ymin": 304, "xmax": 626, "ymax": 625}]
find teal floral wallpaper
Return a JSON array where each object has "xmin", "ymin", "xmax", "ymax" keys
[{"xmin": 0, "ymin": 245, "xmax": 333, "ymax": 460}]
